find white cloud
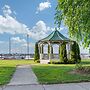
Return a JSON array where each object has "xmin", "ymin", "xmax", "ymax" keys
[
  {"xmin": 0, "ymin": 15, "xmax": 30, "ymax": 34},
  {"xmin": 28, "ymin": 21, "xmax": 68, "ymax": 41},
  {"xmin": 0, "ymin": 5, "xmax": 53, "ymax": 40},
  {"xmin": 36, "ymin": 1, "xmax": 51, "ymax": 13},
  {"xmin": 0, "ymin": 5, "xmax": 55, "ymax": 53},
  {"xmin": 2, "ymin": 5, "xmax": 12, "ymax": 16},
  {"xmin": 11, "ymin": 37, "xmax": 26, "ymax": 43},
  {"xmin": 29, "ymin": 20, "xmax": 53, "ymax": 40},
  {"xmin": 0, "ymin": 5, "xmax": 30, "ymax": 35},
  {"xmin": 22, "ymin": 42, "xmax": 34, "ymax": 48}
]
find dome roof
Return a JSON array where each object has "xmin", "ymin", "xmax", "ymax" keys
[{"xmin": 38, "ymin": 29, "xmax": 70, "ymax": 43}]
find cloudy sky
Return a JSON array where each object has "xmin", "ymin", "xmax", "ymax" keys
[{"xmin": 0, "ymin": 0, "xmax": 89, "ymax": 54}]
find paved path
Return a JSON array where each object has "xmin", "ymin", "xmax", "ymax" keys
[
  {"xmin": 8, "ymin": 65, "xmax": 38, "ymax": 85},
  {"xmin": 1, "ymin": 82, "xmax": 90, "ymax": 90},
  {"xmin": 0, "ymin": 65, "xmax": 90, "ymax": 90}
]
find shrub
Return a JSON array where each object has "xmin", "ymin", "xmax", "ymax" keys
[
  {"xmin": 34, "ymin": 42, "xmax": 40, "ymax": 61},
  {"xmin": 60, "ymin": 42, "xmax": 68, "ymax": 63},
  {"xmin": 70, "ymin": 41, "xmax": 81, "ymax": 63},
  {"xmin": 75, "ymin": 64, "xmax": 90, "ymax": 74},
  {"xmin": 75, "ymin": 63, "xmax": 84, "ymax": 70},
  {"xmin": 59, "ymin": 45, "xmax": 60, "ymax": 54},
  {"xmin": 51, "ymin": 46, "xmax": 53, "ymax": 54},
  {"xmin": 34, "ymin": 60, "xmax": 40, "ymax": 63},
  {"xmin": 50, "ymin": 60, "xmax": 62, "ymax": 64},
  {"xmin": 76, "ymin": 42, "xmax": 81, "ymax": 63}
]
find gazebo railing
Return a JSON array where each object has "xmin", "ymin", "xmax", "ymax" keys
[
  {"xmin": 43, "ymin": 54, "xmax": 59, "ymax": 60},
  {"xmin": 52, "ymin": 54, "xmax": 59, "ymax": 60},
  {"xmin": 43, "ymin": 54, "xmax": 49, "ymax": 60}
]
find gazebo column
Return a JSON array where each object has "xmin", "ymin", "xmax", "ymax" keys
[
  {"xmin": 59, "ymin": 44, "xmax": 61, "ymax": 59},
  {"xmin": 40, "ymin": 44, "xmax": 43, "ymax": 60},
  {"xmin": 48, "ymin": 43, "xmax": 52, "ymax": 60}
]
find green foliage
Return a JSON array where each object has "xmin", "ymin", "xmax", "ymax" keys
[
  {"xmin": 60, "ymin": 42, "xmax": 68, "ymax": 63},
  {"xmin": 75, "ymin": 64, "xmax": 90, "ymax": 74},
  {"xmin": 34, "ymin": 42, "xmax": 40, "ymax": 61},
  {"xmin": 75, "ymin": 63, "xmax": 84, "ymax": 71},
  {"xmin": 70, "ymin": 41, "xmax": 81, "ymax": 63},
  {"xmin": 34, "ymin": 60, "xmax": 40, "ymax": 63},
  {"xmin": 51, "ymin": 46, "xmax": 53, "ymax": 54},
  {"xmin": 55, "ymin": 0, "xmax": 90, "ymax": 47},
  {"xmin": 59, "ymin": 45, "xmax": 60, "ymax": 54},
  {"xmin": 76, "ymin": 42, "xmax": 81, "ymax": 63}
]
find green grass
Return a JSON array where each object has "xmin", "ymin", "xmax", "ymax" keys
[
  {"xmin": 0, "ymin": 60, "xmax": 35, "ymax": 67},
  {"xmin": 32, "ymin": 59, "xmax": 90, "ymax": 84},
  {"xmin": 0, "ymin": 67, "xmax": 15, "ymax": 85},
  {"xmin": 0, "ymin": 60, "xmax": 35, "ymax": 85},
  {"xmin": 81, "ymin": 59, "xmax": 90, "ymax": 66},
  {"xmin": 0, "ymin": 59, "xmax": 90, "ymax": 85}
]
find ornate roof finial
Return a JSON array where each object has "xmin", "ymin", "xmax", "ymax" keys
[{"xmin": 55, "ymin": 27, "xmax": 57, "ymax": 31}]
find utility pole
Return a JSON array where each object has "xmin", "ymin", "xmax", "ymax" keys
[
  {"xmin": 9, "ymin": 37, "xmax": 11, "ymax": 54},
  {"xmin": 27, "ymin": 34, "xmax": 29, "ymax": 60},
  {"xmin": 14, "ymin": 31, "xmax": 16, "ymax": 54}
]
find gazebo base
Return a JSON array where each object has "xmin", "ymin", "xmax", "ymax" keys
[{"xmin": 40, "ymin": 60, "xmax": 50, "ymax": 64}]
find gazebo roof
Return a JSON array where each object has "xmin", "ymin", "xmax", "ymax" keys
[{"xmin": 38, "ymin": 30, "xmax": 70, "ymax": 43}]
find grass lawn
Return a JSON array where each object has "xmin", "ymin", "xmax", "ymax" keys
[
  {"xmin": 0, "ymin": 60, "xmax": 35, "ymax": 85},
  {"xmin": 0, "ymin": 59, "xmax": 90, "ymax": 85},
  {"xmin": 32, "ymin": 59, "xmax": 90, "ymax": 84}
]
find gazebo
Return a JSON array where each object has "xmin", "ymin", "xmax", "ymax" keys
[{"xmin": 37, "ymin": 29, "xmax": 72, "ymax": 64}]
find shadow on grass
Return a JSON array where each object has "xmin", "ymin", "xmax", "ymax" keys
[{"xmin": 0, "ymin": 66, "xmax": 16, "ymax": 85}]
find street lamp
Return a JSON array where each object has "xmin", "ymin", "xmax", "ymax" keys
[
  {"xmin": 27, "ymin": 34, "xmax": 29, "ymax": 60},
  {"xmin": 9, "ymin": 37, "xmax": 11, "ymax": 54}
]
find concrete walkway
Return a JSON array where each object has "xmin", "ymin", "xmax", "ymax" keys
[
  {"xmin": 1, "ymin": 82, "xmax": 90, "ymax": 90},
  {"xmin": 0, "ymin": 65, "xmax": 90, "ymax": 90},
  {"xmin": 8, "ymin": 65, "xmax": 38, "ymax": 85}
]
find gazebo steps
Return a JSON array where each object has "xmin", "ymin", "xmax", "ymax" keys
[{"xmin": 40, "ymin": 60, "xmax": 50, "ymax": 64}]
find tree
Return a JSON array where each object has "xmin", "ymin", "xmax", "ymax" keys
[
  {"xmin": 70, "ymin": 41, "xmax": 81, "ymax": 63},
  {"xmin": 34, "ymin": 42, "xmax": 40, "ymax": 61},
  {"xmin": 51, "ymin": 46, "xmax": 53, "ymax": 54},
  {"xmin": 60, "ymin": 42, "xmax": 68, "ymax": 63},
  {"xmin": 59, "ymin": 45, "xmax": 60, "ymax": 54},
  {"xmin": 55, "ymin": 0, "xmax": 90, "ymax": 47},
  {"xmin": 76, "ymin": 42, "xmax": 81, "ymax": 63}
]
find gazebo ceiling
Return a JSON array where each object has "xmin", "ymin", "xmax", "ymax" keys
[{"xmin": 38, "ymin": 29, "xmax": 70, "ymax": 43}]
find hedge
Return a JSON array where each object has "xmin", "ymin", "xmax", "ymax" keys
[{"xmin": 34, "ymin": 42, "xmax": 40, "ymax": 61}]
